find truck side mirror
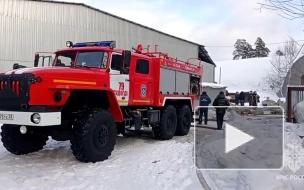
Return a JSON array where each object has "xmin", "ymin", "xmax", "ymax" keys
[
  {"xmin": 13, "ymin": 63, "xmax": 19, "ymax": 69},
  {"xmin": 34, "ymin": 54, "xmax": 39, "ymax": 67},
  {"xmin": 13, "ymin": 63, "xmax": 27, "ymax": 69},
  {"xmin": 122, "ymin": 50, "xmax": 131, "ymax": 68}
]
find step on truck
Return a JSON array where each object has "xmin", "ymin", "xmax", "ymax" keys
[{"xmin": 0, "ymin": 41, "xmax": 202, "ymax": 163}]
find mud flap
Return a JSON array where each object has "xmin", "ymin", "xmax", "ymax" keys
[
  {"xmin": 133, "ymin": 113, "xmax": 141, "ymax": 130},
  {"xmin": 147, "ymin": 110, "xmax": 160, "ymax": 125}
]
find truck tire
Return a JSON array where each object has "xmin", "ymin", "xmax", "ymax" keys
[
  {"xmin": 175, "ymin": 105, "xmax": 191, "ymax": 136},
  {"xmin": 70, "ymin": 109, "xmax": 117, "ymax": 163},
  {"xmin": 1, "ymin": 124, "xmax": 48, "ymax": 155},
  {"xmin": 153, "ymin": 105, "xmax": 177, "ymax": 140}
]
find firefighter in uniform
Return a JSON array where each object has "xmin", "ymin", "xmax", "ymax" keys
[{"xmin": 198, "ymin": 91, "xmax": 211, "ymax": 125}]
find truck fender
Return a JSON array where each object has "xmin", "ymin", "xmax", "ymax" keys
[{"xmin": 104, "ymin": 90, "xmax": 124, "ymax": 121}]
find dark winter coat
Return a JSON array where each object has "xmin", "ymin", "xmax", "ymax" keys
[
  {"xmin": 212, "ymin": 94, "xmax": 230, "ymax": 114},
  {"xmin": 239, "ymin": 92, "xmax": 245, "ymax": 101},
  {"xmin": 235, "ymin": 93, "xmax": 240, "ymax": 103},
  {"xmin": 248, "ymin": 93, "xmax": 253, "ymax": 104},
  {"xmin": 199, "ymin": 92, "xmax": 211, "ymax": 110},
  {"xmin": 251, "ymin": 94, "xmax": 260, "ymax": 106}
]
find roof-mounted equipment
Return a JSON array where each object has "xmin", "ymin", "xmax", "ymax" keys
[{"xmin": 66, "ymin": 41, "xmax": 116, "ymax": 49}]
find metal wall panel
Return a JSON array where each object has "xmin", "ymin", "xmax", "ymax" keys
[
  {"xmin": 202, "ymin": 61, "xmax": 215, "ymax": 83},
  {"xmin": 0, "ymin": 0, "xmax": 200, "ymax": 72},
  {"xmin": 290, "ymin": 90, "xmax": 304, "ymax": 112},
  {"xmin": 160, "ymin": 68, "xmax": 175, "ymax": 94},
  {"xmin": 175, "ymin": 71, "xmax": 190, "ymax": 94}
]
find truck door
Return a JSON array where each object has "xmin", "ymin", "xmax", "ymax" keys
[
  {"xmin": 109, "ymin": 52, "xmax": 130, "ymax": 106},
  {"xmin": 131, "ymin": 58, "xmax": 153, "ymax": 105}
]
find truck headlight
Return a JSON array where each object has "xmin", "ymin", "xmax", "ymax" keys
[{"xmin": 31, "ymin": 113, "xmax": 41, "ymax": 124}]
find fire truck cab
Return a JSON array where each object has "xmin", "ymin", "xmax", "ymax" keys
[{"xmin": 0, "ymin": 40, "xmax": 202, "ymax": 163}]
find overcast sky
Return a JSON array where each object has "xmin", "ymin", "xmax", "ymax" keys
[{"xmin": 59, "ymin": 0, "xmax": 303, "ymax": 62}]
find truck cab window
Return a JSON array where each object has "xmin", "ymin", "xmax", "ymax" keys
[
  {"xmin": 55, "ymin": 51, "xmax": 76, "ymax": 67},
  {"xmin": 111, "ymin": 54, "xmax": 123, "ymax": 71},
  {"xmin": 136, "ymin": 59, "xmax": 149, "ymax": 74},
  {"xmin": 76, "ymin": 51, "xmax": 108, "ymax": 68}
]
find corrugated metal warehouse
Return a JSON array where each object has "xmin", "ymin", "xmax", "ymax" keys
[{"xmin": 0, "ymin": 0, "xmax": 215, "ymax": 82}]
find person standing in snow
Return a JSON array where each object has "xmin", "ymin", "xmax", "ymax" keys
[
  {"xmin": 235, "ymin": 92, "xmax": 239, "ymax": 106},
  {"xmin": 199, "ymin": 91, "xmax": 211, "ymax": 125},
  {"xmin": 251, "ymin": 91, "xmax": 260, "ymax": 106},
  {"xmin": 239, "ymin": 91, "xmax": 245, "ymax": 106},
  {"xmin": 212, "ymin": 91, "xmax": 230, "ymax": 130},
  {"xmin": 248, "ymin": 91, "xmax": 253, "ymax": 106}
]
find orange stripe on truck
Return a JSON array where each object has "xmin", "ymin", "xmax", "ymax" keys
[{"xmin": 53, "ymin": 79, "xmax": 96, "ymax": 85}]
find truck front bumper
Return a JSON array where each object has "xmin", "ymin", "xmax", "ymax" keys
[{"xmin": 0, "ymin": 111, "xmax": 61, "ymax": 126}]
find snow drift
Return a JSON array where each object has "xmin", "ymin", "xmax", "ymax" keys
[{"xmin": 293, "ymin": 101, "xmax": 304, "ymax": 124}]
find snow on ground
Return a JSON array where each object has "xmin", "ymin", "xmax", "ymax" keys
[
  {"xmin": 0, "ymin": 128, "xmax": 204, "ymax": 190},
  {"xmin": 214, "ymin": 57, "xmax": 280, "ymax": 102},
  {"xmin": 197, "ymin": 111, "xmax": 304, "ymax": 190}
]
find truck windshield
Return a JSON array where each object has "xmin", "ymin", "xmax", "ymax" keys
[{"xmin": 54, "ymin": 51, "xmax": 109, "ymax": 68}]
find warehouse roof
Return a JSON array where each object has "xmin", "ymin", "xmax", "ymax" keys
[{"xmin": 29, "ymin": 0, "xmax": 215, "ymax": 65}]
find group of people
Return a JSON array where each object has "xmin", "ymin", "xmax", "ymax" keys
[
  {"xmin": 234, "ymin": 91, "xmax": 260, "ymax": 106},
  {"xmin": 198, "ymin": 90, "xmax": 261, "ymax": 130},
  {"xmin": 198, "ymin": 91, "xmax": 230, "ymax": 130}
]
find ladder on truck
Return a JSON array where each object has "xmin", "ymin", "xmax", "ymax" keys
[{"xmin": 132, "ymin": 44, "xmax": 203, "ymax": 96}]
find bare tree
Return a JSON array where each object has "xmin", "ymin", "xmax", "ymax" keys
[
  {"xmin": 256, "ymin": 0, "xmax": 304, "ymax": 20},
  {"xmin": 264, "ymin": 37, "xmax": 300, "ymax": 96}
]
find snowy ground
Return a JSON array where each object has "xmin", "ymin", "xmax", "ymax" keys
[
  {"xmin": 0, "ymin": 127, "xmax": 213, "ymax": 190},
  {"xmin": 196, "ymin": 111, "xmax": 304, "ymax": 190},
  {"xmin": 1, "ymin": 110, "xmax": 303, "ymax": 190}
]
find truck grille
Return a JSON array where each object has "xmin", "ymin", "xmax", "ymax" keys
[
  {"xmin": 0, "ymin": 80, "xmax": 20, "ymax": 95},
  {"xmin": 0, "ymin": 74, "xmax": 34, "ymax": 110}
]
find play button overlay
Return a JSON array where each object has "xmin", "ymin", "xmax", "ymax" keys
[
  {"xmin": 225, "ymin": 123, "xmax": 254, "ymax": 153},
  {"xmin": 194, "ymin": 106, "xmax": 284, "ymax": 170}
]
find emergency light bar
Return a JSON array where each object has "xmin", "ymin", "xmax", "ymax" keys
[{"xmin": 66, "ymin": 41, "xmax": 116, "ymax": 49}]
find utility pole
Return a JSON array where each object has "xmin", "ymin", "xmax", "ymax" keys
[{"xmin": 219, "ymin": 67, "xmax": 221, "ymax": 84}]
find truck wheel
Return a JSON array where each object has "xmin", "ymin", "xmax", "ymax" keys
[
  {"xmin": 70, "ymin": 109, "xmax": 117, "ymax": 163},
  {"xmin": 153, "ymin": 105, "xmax": 177, "ymax": 140},
  {"xmin": 175, "ymin": 105, "xmax": 192, "ymax": 136},
  {"xmin": 1, "ymin": 124, "xmax": 48, "ymax": 155}
]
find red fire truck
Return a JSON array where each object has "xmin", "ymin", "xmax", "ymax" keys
[{"xmin": 0, "ymin": 41, "xmax": 202, "ymax": 163}]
